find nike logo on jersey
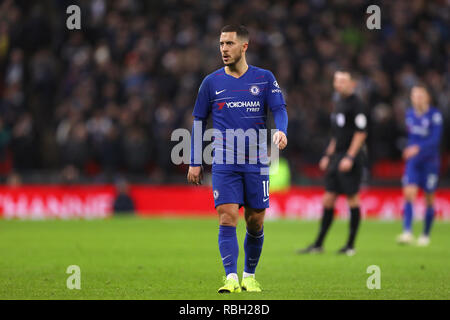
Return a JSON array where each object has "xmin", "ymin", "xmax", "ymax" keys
[
  {"xmin": 263, "ymin": 198, "xmax": 269, "ymax": 202},
  {"xmin": 215, "ymin": 89, "xmax": 226, "ymax": 95}
]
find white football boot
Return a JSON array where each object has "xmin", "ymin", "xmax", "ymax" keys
[
  {"xmin": 397, "ymin": 231, "xmax": 414, "ymax": 245},
  {"xmin": 417, "ymin": 235, "xmax": 430, "ymax": 247}
]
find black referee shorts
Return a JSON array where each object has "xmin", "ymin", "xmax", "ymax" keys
[{"xmin": 324, "ymin": 152, "xmax": 363, "ymax": 196}]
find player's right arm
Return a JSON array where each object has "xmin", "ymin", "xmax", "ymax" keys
[
  {"xmin": 319, "ymin": 138, "xmax": 336, "ymax": 171},
  {"xmin": 187, "ymin": 76, "xmax": 212, "ymax": 185},
  {"xmin": 187, "ymin": 117, "xmax": 206, "ymax": 185}
]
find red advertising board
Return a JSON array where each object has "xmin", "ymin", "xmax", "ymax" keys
[
  {"xmin": 265, "ymin": 187, "xmax": 450, "ymax": 220},
  {"xmin": 0, "ymin": 185, "xmax": 449, "ymax": 220},
  {"xmin": 0, "ymin": 186, "xmax": 115, "ymax": 219}
]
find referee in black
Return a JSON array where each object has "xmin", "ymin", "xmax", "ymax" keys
[{"xmin": 298, "ymin": 70, "xmax": 368, "ymax": 256}]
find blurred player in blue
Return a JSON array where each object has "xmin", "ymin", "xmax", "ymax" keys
[
  {"xmin": 187, "ymin": 25, "xmax": 288, "ymax": 293},
  {"xmin": 397, "ymin": 85, "xmax": 443, "ymax": 246}
]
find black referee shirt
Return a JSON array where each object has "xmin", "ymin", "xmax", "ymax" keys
[{"xmin": 330, "ymin": 93, "xmax": 368, "ymax": 153}]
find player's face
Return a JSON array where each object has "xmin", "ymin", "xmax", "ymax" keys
[
  {"xmin": 411, "ymin": 87, "xmax": 429, "ymax": 111},
  {"xmin": 219, "ymin": 32, "xmax": 247, "ymax": 66},
  {"xmin": 333, "ymin": 72, "xmax": 354, "ymax": 95}
]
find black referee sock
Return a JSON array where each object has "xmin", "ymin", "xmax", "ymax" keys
[
  {"xmin": 346, "ymin": 207, "xmax": 361, "ymax": 248},
  {"xmin": 314, "ymin": 208, "xmax": 334, "ymax": 247}
]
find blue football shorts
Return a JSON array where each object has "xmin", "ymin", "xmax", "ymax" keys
[
  {"xmin": 211, "ymin": 171, "xmax": 270, "ymax": 209},
  {"xmin": 402, "ymin": 158, "xmax": 440, "ymax": 193}
]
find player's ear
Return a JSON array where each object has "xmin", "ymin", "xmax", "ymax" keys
[{"xmin": 241, "ymin": 41, "xmax": 248, "ymax": 53}]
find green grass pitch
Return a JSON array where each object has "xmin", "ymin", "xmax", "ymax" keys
[{"xmin": 0, "ymin": 216, "xmax": 449, "ymax": 300}]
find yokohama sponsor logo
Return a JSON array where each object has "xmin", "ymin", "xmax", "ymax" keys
[{"xmin": 226, "ymin": 101, "xmax": 260, "ymax": 108}]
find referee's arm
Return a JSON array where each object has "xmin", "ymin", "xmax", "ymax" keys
[
  {"xmin": 346, "ymin": 132, "xmax": 367, "ymax": 159},
  {"xmin": 325, "ymin": 138, "xmax": 336, "ymax": 156},
  {"xmin": 339, "ymin": 106, "xmax": 368, "ymax": 172},
  {"xmin": 319, "ymin": 138, "xmax": 336, "ymax": 171}
]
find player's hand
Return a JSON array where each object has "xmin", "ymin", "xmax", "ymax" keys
[
  {"xmin": 187, "ymin": 166, "xmax": 203, "ymax": 185},
  {"xmin": 338, "ymin": 157, "xmax": 353, "ymax": 172},
  {"xmin": 403, "ymin": 145, "xmax": 420, "ymax": 160},
  {"xmin": 273, "ymin": 131, "xmax": 287, "ymax": 150},
  {"xmin": 319, "ymin": 156, "xmax": 330, "ymax": 171}
]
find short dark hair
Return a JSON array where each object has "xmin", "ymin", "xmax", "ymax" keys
[
  {"xmin": 220, "ymin": 24, "xmax": 249, "ymax": 41},
  {"xmin": 335, "ymin": 69, "xmax": 360, "ymax": 82},
  {"xmin": 412, "ymin": 82, "xmax": 430, "ymax": 92}
]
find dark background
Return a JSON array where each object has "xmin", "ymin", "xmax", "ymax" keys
[{"xmin": 0, "ymin": 0, "xmax": 448, "ymax": 185}]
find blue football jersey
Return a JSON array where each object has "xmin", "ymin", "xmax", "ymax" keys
[
  {"xmin": 191, "ymin": 65, "xmax": 287, "ymax": 172},
  {"xmin": 405, "ymin": 106, "xmax": 443, "ymax": 161}
]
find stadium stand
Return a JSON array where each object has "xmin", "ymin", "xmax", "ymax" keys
[{"xmin": 0, "ymin": 0, "xmax": 448, "ymax": 185}]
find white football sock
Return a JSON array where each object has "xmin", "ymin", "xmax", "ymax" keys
[
  {"xmin": 226, "ymin": 273, "xmax": 239, "ymax": 282},
  {"xmin": 243, "ymin": 272, "xmax": 255, "ymax": 279}
]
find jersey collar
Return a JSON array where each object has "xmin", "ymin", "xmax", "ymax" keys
[{"xmin": 223, "ymin": 65, "xmax": 252, "ymax": 80}]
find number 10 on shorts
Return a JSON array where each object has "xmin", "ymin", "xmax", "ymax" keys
[{"xmin": 262, "ymin": 180, "xmax": 270, "ymax": 197}]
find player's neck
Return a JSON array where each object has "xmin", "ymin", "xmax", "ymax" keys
[
  {"xmin": 340, "ymin": 90, "xmax": 354, "ymax": 98},
  {"xmin": 414, "ymin": 104, "xmax": 429, "ymax": 115},
  {"xmin": 225, "ymin": 58, "xmax": 248, "ymax": 78}
]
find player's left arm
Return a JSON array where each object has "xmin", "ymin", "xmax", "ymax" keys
[
  {"xmin": 339, "ymin": 100, "xmax": 368, "ymax": 172},
  {"xmin": 272, "ymin": 106, "xmax": 288, "ymax": 150},
  {"xmin": 417, "ymin": 110, "xmax": 443, "ymax": 156},
  {"xmin": 266, "ymin": 71, "xmax": 288, "ymax": 150}
]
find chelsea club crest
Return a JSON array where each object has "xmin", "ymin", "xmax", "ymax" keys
[{"xmin": 249, "ymin": 85, "xmax": 260, "ymax": 96}]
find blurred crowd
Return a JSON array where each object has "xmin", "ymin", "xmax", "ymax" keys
[{"xmin": 0, "ymin": 0, "xmax": 449, "ymax": 183}]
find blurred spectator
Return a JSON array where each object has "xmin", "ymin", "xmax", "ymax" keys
[
  {"xmin": 62, "ymin": 121, "xmax": 90, "ymax": 170},
  {"xmin": 6, "ymin": 171, "xmax": 21, "ymax": 187},
  {"xmin": 11, "ymin": 112, "xmax": 36, "ymax": 170},
  {"xmin": 113, "ymin": 178, "xmax": 135, "ymax": 214},
  {"xmin": 0, "ymin": 116, "xmax": 11, "ymax": 162},
  {"xmin": 61, "ymin": 164, "xmax": 80, "ymax": 184},
  {"xmin": 122, "ymin": 126, "xmax": 149, "ymax": 173}
]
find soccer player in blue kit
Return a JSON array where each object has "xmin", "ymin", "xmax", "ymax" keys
[
  {"xmin": 397, "ymin": 85, "xmax": 443, "ymax": 246},
  {"xmin": 187, "ymin": 25, "xmax": 288, "ymax": 293}
]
